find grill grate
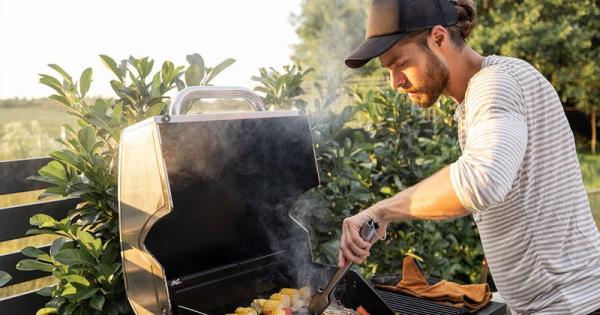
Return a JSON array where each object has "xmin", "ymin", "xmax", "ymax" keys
[{"xmin": 376, "ymin": 289, "xmax": 469, "ymax": 315}]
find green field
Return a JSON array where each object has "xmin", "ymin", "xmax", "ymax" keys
[{"xmin": 0, "ymin": 106, "xmax": 74, "ymax": 136}]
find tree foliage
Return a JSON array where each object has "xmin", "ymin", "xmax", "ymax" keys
[
  {"xmin": 470, "ymin": 0, "xmax": 600, "ymax": 113},
  {"xmin": 291, "ymin": 0, "xmax": 382, "ymax": 96}
]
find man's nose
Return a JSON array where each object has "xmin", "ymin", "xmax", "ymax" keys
[{"xmin": 390, "ymin": 70, "xmax": 407, "ymax": 90}]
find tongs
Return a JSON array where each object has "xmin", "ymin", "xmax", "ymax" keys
[{"xmin": 307, "ymin": 220, "xmax": 379, "ymax": 314}]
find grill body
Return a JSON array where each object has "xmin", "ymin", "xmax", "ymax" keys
[{"xmin": 118, "ymin": 111, "xmax": 395, "ymax": 315}]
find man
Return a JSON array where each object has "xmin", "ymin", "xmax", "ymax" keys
[{"xmin": 338, "ymin": 0, "xmax": 600, "ymax": 314}]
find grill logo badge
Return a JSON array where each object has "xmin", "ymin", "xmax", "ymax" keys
[{"xmin": 170, "ymin": 278, "xmax": 182, "ymax": 287}]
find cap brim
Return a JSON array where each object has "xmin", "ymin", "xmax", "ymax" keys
[{"xmin": 345, "ymin": 33, "xmax": 406, "ymax": 69}]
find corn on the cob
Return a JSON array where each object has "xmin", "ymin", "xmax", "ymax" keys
[
  {"xmin": 235, "ymin": 307, "xmax": 258, "ymax": 315},
  {"xmin": 266, "ymin": 309, "xmax": 286, "ymax": 315},
  {"xmin": 269, "ymin": 293, "xmax": 291, "ymax": 307},
  {"xmin": 260, "ymin": 300, "xmax": 283, "ymax": 313},
  {"xmin": 279, "ymin": 288, "xmax": 299, "ymax": 302},
  {"xmin": 251, "ymin": 298, "xmax": 268, "ymax": 313}
]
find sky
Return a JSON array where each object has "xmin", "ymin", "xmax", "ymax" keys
[{"xmin": 0, "ymin": 0, "xmax": 302, "ymax": 99}]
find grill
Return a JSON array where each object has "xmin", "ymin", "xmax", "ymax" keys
[
  {"xmin": 118, "ymin": 87, "xmax": 395, "ymax": 315},
  {"xmin": 118, "ymin": 87, "xmax": 506, "ymax": 315}
]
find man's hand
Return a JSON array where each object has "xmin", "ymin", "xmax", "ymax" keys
[{"xmin": 338, "ymin": 209, "xmax": 389, "ymax": 267}]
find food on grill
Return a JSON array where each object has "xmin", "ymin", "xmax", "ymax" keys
[
  {"xmin": 279, "ymin": 288, "xmax": 300, "ymax": 302},
  {"xmin": 356, "ymin": 305, "xmax": 370, "ymax": 315},
  {"xmin": 251, "ymin": 299, "xmax": 268, "ymax": 312},
  {"xmin": 235, "ymin": 307, "xmax": 259, "ymax": 315},
  {"xmin": 260, "ymin": 299, "xmax": 284, "ymax": 313},
  {"xmin": 229, "ymin": 286, "xmax": 368, "ymax": 315},
  {"xmin": 270, "ymin": 293, "xmax": 291, "ymax": 307},
  {"xmin": 321, "ymin": 304, "xmax": 362, "ymax": 315},
  {"xmin": 298, "ymin": 286, "xmax": 311, "ymax": 301}
]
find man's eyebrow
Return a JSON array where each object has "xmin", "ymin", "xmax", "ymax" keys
[{"xmin": 383, "ymin": 54, "xmax": 402, "ymax": 68}]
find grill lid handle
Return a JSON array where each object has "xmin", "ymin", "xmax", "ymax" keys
[{"xmin": 169, "ymin": 86, "xmax": 266, "ymax": 115}]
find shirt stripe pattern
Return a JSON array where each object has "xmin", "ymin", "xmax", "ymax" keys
[{"xmin": 450, "ymin": 55, "xmax": 600, "ymax": 315}]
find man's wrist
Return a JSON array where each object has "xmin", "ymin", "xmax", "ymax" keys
[{"xmin": 367, "ymin": 203, "xmax": 388, "ymax": 223}]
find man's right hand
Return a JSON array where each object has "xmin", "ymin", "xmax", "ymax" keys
[{"xmin": 338, "ymin": 208, "xmax": 388, "ymax": 267}]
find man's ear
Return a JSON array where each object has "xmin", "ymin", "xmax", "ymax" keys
[{"xmin": 430, "ymin": 25, "xmax": 448, "ymax": 49}]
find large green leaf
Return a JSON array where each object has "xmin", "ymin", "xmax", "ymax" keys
[
  {"xmin": 79, "ymin": 68, "xmax": 93, "ymax": 97},
  {"xmin": 184, "ymin": 64, "xmax": 202, "ymax": 86},
  {"xmin": 22, "ymin": 246, "xmax": 52, "ymax": 262},
  {"xmin": 30, "ymin": 213, "xmax": 56, "ymax": 227},
  {"xmin": 65, "ymin": 274, "xmax": 90, "ymax": 286},
  {"xmin": 90, "ymin": 294, "xmax": 105, "ymax": 311},
  {"xmin": 73, "ymin": 283, "xmax": 98, "ymax": 302},
  {"xmin": 204, "ymin": 58, "xmax": 235, "ymax": 84},
  {"xmin": 48, "ymin": 64, "xmax": 73, "ymax": 84},
  {"xmin": 76, "ymin": 229, "xmax": 102, "ymax": 257},
  {"xmin": 16, "ymin": 259, "xmax": 55, "ymax": 272},
  {"xmin": 54, "ymin": 248, "xmax": 95, "ymax": 266},
  {"xmin": 100, "ymin": 55, "xmax": 123, "ymax": 81},
  {"xmin": 50, "ymin": 237, "xmax": 68, "ymax": 257},
  {"xmin": 38, "ymin": 161, "xmax": 68, "ymax": 183},
  {"xmin": 77, "ymin": 126, "xmax": 96, "ymax": 155},
  {"xmin": 39, "ymin": 74, "xmax": 66, "ymax": 97},
  {"xmin": 0, "ymin": 271, "xmax": 11, "ymax": 287},
  {"xmin": 50, "ymin": 150, "xmax": 83, "ymax": 170},
  {"xmin": 37, "ymin": 285, "xmax": 55, "ymax": 297},
  {"xmin": 35, "ymin": 307, "xmax": 57, "ymax": 315}
]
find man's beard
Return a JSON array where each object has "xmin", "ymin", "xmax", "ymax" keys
[{"xmin": 404, "ymin": 49, "xmax": 449, "ymax": 108}]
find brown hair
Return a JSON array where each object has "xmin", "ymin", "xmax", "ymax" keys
[
  {"xmin": 447, "ymin": 0, "xmax": 477, "ymax": 47},
  {"xmin": 403, "ymin": 0, "xmax": 477, "ymax": 50}
]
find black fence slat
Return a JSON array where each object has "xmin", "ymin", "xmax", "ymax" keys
[
  {"xmin": 0, "ymin": 198, "xmax": 80, "ymax": 242},
  {"xmin": 0, "ymin": 245, "xmax": 51, "ymax": 286},
  {"xmin": 0, "ymin": 157, "xmax": 52, "ymax": 195},
  {"xmin": 0, "ymin": 289, "xmax": 49, "ymax": 314}
]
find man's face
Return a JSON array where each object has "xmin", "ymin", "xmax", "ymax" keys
[{"xmin": 379, "ymin": 39, "xmax": 449, "ymax": 108}]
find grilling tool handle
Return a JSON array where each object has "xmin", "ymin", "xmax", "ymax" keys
[
  {"xmin": 324, "ymin": 219, "xmax": 379, "ymax": 291},
  {"xmin": 311, "ymin": 220, "xmax": 379, "ymax": 311}
]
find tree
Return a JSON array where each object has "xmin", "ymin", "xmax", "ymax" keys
[
  {"xmin": 469, "ymin": 0, "xmax": 600, "ymax": 152},
  {"xmin": 291, "ymin": 0, "xmax": 384, "ymax": 97}
]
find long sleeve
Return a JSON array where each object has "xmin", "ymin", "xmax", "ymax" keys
[{"xmin": 450, "ymin": 69, "xmax": 528, "ymax": 213}]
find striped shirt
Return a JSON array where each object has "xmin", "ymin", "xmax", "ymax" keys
[{"xmin": 450, "ymin": 55, "xmax": 600, "ymax": 314}]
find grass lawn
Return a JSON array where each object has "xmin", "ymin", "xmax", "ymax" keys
[{"xmin": 579, "ymin": 153, "xmax": 600, "ymax": 227}]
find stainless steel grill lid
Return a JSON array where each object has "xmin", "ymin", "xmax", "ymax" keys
[{"xmin": 119, "ymin": 108, "xmax": 320, "ymax": 314}]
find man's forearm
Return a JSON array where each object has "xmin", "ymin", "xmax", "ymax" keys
[{"xmin": 370, "ymin": 165, "xmax": 470, "ymax": 222}]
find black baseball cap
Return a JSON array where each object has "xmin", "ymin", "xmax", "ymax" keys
[{"xmin": 345, "ymin": 0, "xmax": 458, "ymax": 69}]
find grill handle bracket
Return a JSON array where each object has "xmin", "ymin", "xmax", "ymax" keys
[{"xmin": 169, "ymin": 86, "xmax": 266, "ymax": 115}]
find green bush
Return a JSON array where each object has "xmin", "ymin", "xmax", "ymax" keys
[
  {"xmin": 17, "ymin": 53, "xmax": 235, "ymax": 315},
  {"xmin": 254, "ymin": 66, "xmax": 484, "ymax": 284}
]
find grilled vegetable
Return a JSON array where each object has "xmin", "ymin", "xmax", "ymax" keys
[
  {"xmin": 269, "ymin": 293, "xmax": 291, "ymax": 307},
  {"xmin": 279, "ymin": 288, "xmax": 300, "ymax": 302},
  {"xmin": 235, "ymin": 307, "xmax": 258, "ymax": 315},
  {"xmin": 260, "ymin": 300, "xmax": 283, "ymax": 313},
  {"xmin": 251, "ymin": 298, "xmax": 268, "ymax": 313}
]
